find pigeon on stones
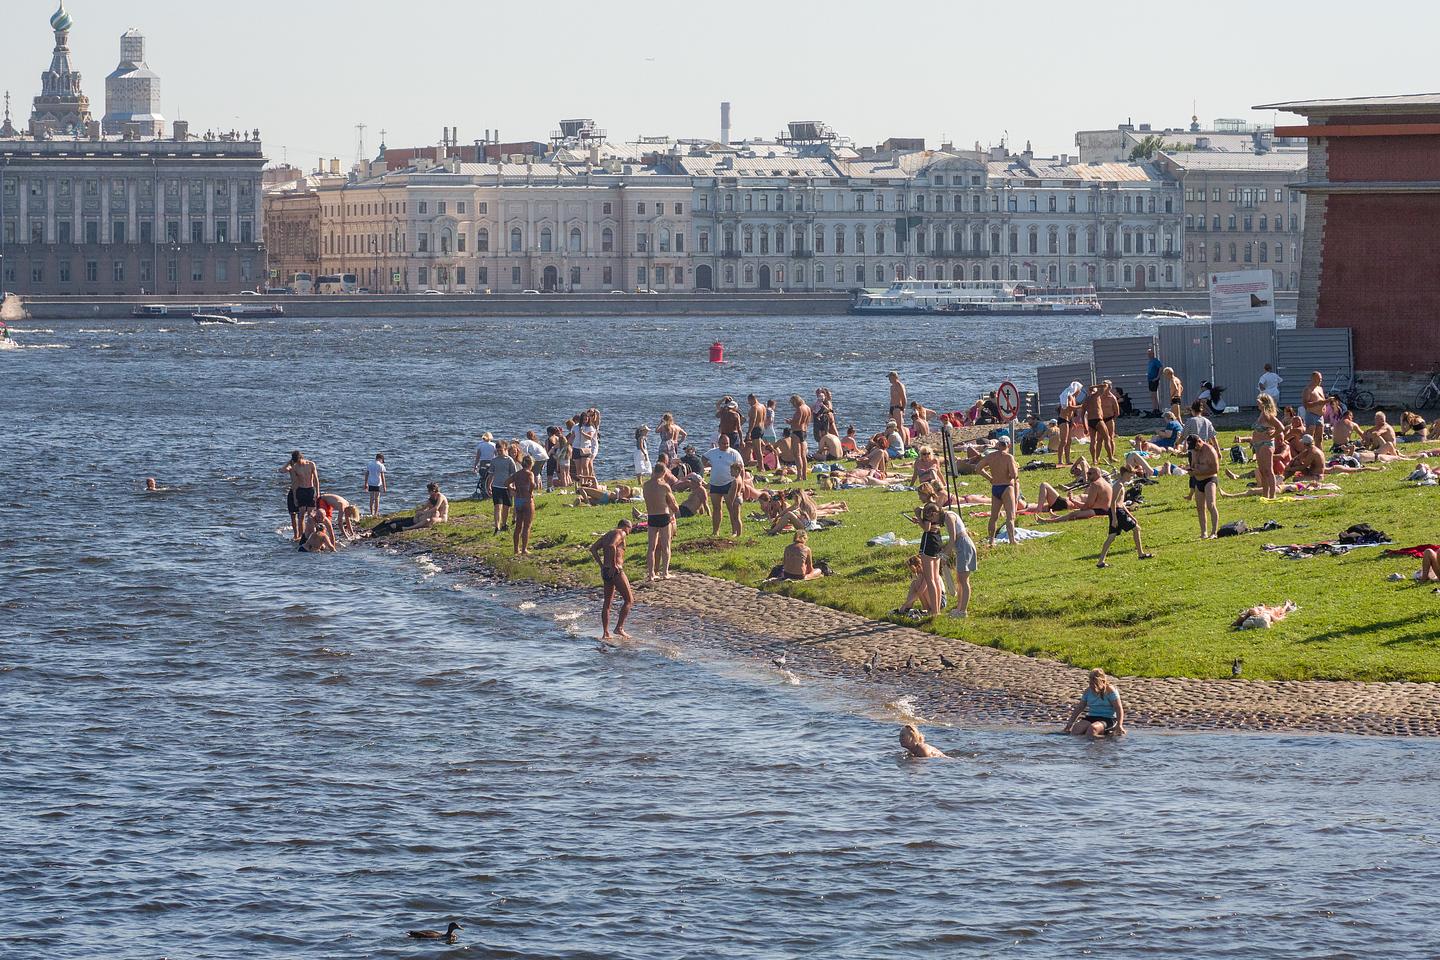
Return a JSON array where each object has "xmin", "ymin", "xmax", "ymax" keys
[
  {"xmin": 939, "ymin": 654, "xmax": 958, "ymax": 670},
  {"xmin": 772, "ymin": 652, "xmax": 788, "ymax": 668},
  {"xmin": 904, "ymin": 655, "xmax": 916, "ymax": 671},
  {"xmin": 863, "ymin": 651, "xmax": 879, "ymax": 675}
]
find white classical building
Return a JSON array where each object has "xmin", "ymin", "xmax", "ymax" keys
[{"xmin": 303, "ymin": 130, "xmax": 1182, "ymax": 293}]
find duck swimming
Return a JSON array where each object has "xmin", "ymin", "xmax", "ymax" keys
[{"xmin": 407, "ymin": 921, "xmax": 462, "ymax": 943}]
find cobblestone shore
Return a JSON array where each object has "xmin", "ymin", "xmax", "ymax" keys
[{"xmin": 390, "ymin": 544, "xmax": 1440, "ymax": 738}]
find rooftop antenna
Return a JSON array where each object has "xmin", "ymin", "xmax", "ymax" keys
[{"xmin": 355, "ymin": 122, "xmax": 367, "ymax": 166}]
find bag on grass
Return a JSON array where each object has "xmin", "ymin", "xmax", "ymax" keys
[
  {"xmin": 1216, "ymin": 519, "xmax": 1249, "ymax": 538},
  {"xmin": 1230, "ymin": 443, "xmax": 1249, "ymax": 464}
]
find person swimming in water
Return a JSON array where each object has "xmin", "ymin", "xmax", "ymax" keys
[{"xmin": 899, "ymin": 724, "xmax": 946, "ymax": 758}]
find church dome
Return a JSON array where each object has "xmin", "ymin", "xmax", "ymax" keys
[{"xmin": 50, "ymin": 4, "xmax": 73, "ymax": 32}]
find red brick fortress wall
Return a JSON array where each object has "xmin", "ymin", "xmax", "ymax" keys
[{"xmin": 1318, "ymin": 194, "xmax": 1440, "ymax": 372}]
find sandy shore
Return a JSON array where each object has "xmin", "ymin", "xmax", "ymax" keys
[{"xmin": 378, "ymin": 540, "xmax": 1440, "ymax": 738}]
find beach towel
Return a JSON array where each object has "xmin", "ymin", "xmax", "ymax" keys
[
  {"xmin": 993, "ymin": 526, "xmax": 1057, "ymax": 544},
  {"xmin": 1383, "ymin": 544, "xmax": 1440, "ymax": 560},
  {"xmin": 867, "ymin": 531, "xmax": 921, "ymax": 547}
]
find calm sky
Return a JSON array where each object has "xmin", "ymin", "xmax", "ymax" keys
[{"xmin": 5, "ymin": 0, "xmax": 1437, "ymax": 168}]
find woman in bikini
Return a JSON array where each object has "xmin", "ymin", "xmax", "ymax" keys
[
  {"xmin": 1057, "ymin": 382, "xmax": 1081, "ymax": 465},
  {"xmin": 910, "ymin": 445, "xmax": 940, "ymax": 489},
  {"xmin": 509, "ymin": 456, "xmax": 539, "ymax": 555},
  {"xmin": 657, "ymin": 412, "xmax": 687, "ymax": 464},
  {"xmin": 1251, "ymin": 393, "xmax": 1286, "ymax": 499}
]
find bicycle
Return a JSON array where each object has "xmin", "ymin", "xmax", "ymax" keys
[
  {"xmin": 1413, "ymin": 368, "xmax": 1440, "ymax": 411},
  {"xmin": 1333, "ymin": 374, "xmax": 1375, "ymax": 414}
]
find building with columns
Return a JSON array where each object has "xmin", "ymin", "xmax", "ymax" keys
[
  {"xmin": 0, "ymin": 5, "xmax": 266, "ymax": 296},
  {"xmin": 291, "ymin": 128, "xmax": 1180, "ymax": 294}
]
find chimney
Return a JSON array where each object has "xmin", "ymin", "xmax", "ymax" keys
[
  {"xmin": 330, "ymin": 158, "xmax": 341, "ymax": 175},
  {"xmin": 588, "ymin": 143, "xmax": 600, "ymax": 165},
  {"xmin": 720, "ymin": 101, "xmax": 731, "ymax": 145},
  {"xmin": 318, "ymin": 156, "xmax": 325, "ymax": 174},
  {"xmin": 173, "ymin": 120, "xmax": 189, "ymax": 141}
]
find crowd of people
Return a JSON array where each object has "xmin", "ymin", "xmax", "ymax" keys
[{"xmin": 266, "ymin": 351, "xmax": 1438, "ymax": 742}]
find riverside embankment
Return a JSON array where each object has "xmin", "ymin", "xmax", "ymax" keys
[
  {"xmin": 375, "ymin": 454, "xmax": 1440, "ymax": 738},
  {"xmin": 16, "ymin": 288, "xmax": 1296, "ymax": 320}
]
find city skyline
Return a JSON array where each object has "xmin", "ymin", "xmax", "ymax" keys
[{"xmin": 3, "ymin": 0, "xmax": 1438, "ymax": 164}]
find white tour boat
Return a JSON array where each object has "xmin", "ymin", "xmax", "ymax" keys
[{"xmin": 851, "ymin": 279, "xmax": 1102, "ymax": 316}]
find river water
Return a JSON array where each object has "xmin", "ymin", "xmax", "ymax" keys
[{"xmin": 4, "ymin": 316, "xmax": 1435, "ymax": 959}]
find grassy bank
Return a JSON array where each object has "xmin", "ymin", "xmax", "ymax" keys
[{"xmin": 382, "ymin": 448, "xmax": 1440, "ymax": 682}]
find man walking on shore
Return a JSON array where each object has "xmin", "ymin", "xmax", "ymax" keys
[
  {"xmin": 363, "ymin": 453, "xmax": 387, "ymax": 518},
  {"xmin": 978, "ymin": 438, "xmax": 1019, "ymax": 546},
  {"xmin": 642, "ymin": 462, "xmax": 678, "ymax": 581},
  {"xmin": 589, "ymin": 519, "xmax": 634, "ymax": 640},
  {"xmin": 279, "ymin": 450, "xmax": 320, "ymax": 541}
]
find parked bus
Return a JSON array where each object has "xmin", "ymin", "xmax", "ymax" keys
[
  {"xmin": 291, "ymin": 272, "xmax": 315, "ymax": 295},
  {"xmin": 316, "ymin": 273, "xmax": 358, "ymax": 295}
]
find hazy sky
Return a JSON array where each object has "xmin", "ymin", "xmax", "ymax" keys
[{"xmin": 5, "ymin": 0, "xmax": 1438, "ymax": 168}]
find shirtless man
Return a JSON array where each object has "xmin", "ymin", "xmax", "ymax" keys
[
  {"xmin": 676, "ymin": 474, "xmax": 709, "ymax": 519},
  {"xmin": 1185, "ymin": 435, "xmax": 1221, "ymax": 539},
  {"xmin": 641, "ymin": 463, "xmax": 679, "ymax": 581},
  {"xmin": 1283, "ymin": 434, "xmax": 1326, "ymax": 483},
  {"xmin": 1034, "ymin": 481, "xmax": 1076, "ymax": 514},
  {"xmin": 978, "ymin": 437, "xmax": 1019, "ymax": 546},
  {"xmin": 1302, "ymin": 371, "xmax": 1326, "ymax": 434},
  {"xmin": 788, "ymin": 395, "xmax": 812, "ymax": 458},
  {"xmin": 781, "ymin": 530, "xmax": 825, "ymax": 580},
  {"xmin": 279, "ymin": 450, "xmax": 320, "ymax": 541},
  {"xmin": 717, "ymin": 397, "xmax": 745, "ymax": 463},
  {"xmin": 1332, "ymin": 409, "xmax": 1357, "ymax": 452},
  {"xmin": 775, "ymin": 428, "xmax": 809, "ymax": 481},
  {"xmin": 1040, "ymin": 467, "xmax": 1114, "ymax": 522},
  {"xmin": 1081, "ymin": 385, "xmax": 1110, "ymax": 465},
  {"xmin": 1362, "ymin": 411, "xmax": 1401, "ymax": 456},
  {"xmin": 1097, "ymin": 381, "xmax": 1121, "ymax": 464},
  {"xmin": 589, "ymin": 519, "xmax": 634, "ymax": 640},
  {"xmin": 318, "ymin": 492, "xmax": 360, "ymax": 538},
  {"xmin": 888, "ymin": 371, "xmax": 908, "ymax": 422},
  {"xmin": 746, "ymin": 393, "xmax": 766, "ymax": 465}
]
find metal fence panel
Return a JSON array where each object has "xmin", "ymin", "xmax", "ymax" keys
[
  {"xmin": 1157, "ymin": 323, "xmax": 1214, "ymax": 400},
  {"xmin": 1276, "ymin": 327, "xmax": 1353, "ymax": 407},
  {"xmin": 1036, "ymin": 361, "xmax": 1095, "ymax": 416},
  {"xmin": 1211, "ymin": 321, "xmax": 1277, "ymax": 409},
  {"xmin": 1092, "ymin": 335, "xmax": 1156, "ymax": 412}
]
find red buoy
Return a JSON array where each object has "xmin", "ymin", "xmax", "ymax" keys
[{"xmin": 709, "ymin": 341, "xmax": 725, "ymax": 363}]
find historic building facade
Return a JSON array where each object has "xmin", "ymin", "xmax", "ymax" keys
[
  {"xmin": 293, "ymin": 146, "xmax": 1181, "ymax": 293},
  {"xmin": 0, "ymin": 5, "xmax": 266, "ymax": 296},
  {"xmin": 312, "ymin": 157, "xmax": 694, "ymax": 293},
  {"xmin": 1154, "ymin": 151, "xmax": 1307, "ymax": 291}
]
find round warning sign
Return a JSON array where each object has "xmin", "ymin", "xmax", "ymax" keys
[{"xmin": 996, "ymin": 380, "xmax": 1021, "ymax": 423}]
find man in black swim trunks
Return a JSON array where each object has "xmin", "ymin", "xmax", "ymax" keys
[
  {"xmin": 641, "ymin": 463, "xmax": 678, "ymax": 581},
  {"xmin": 279, "ymin": 450, "xmax": 320, "ymax": 541},
  {"xmin": 589, "ymin": 519, "xmax": 633, "ymax": 641}
]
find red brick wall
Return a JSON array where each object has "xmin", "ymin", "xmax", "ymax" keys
[
  {"xmin": 1327, "ymin": 135, "xmax": 1440, "ymax": 182},
  {"xmin": 1318, "ymin": 194, "xmax": 1440, "ymax": 371}
]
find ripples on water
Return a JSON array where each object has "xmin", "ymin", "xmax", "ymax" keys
[{"xmin": 3, "ymin": 316, "xmax": 1434, "ymax": 958}]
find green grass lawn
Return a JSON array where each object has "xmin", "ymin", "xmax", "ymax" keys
[{"xmin": 390, "ymin": 451, "xmax": 1440, "ymax": 682}]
